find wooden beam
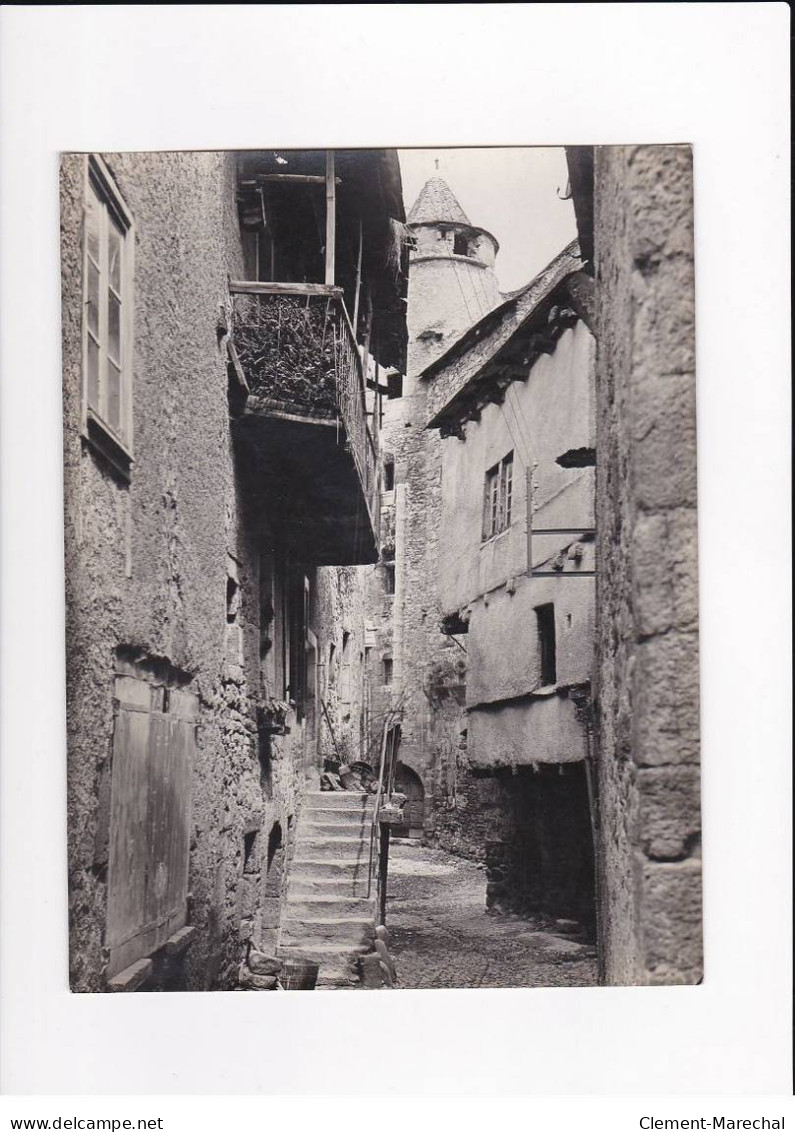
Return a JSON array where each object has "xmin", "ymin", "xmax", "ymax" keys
[
  {"xmin": 252, "ymin": 173, "xmax": 342, "ymax": 185},
  {"xmin": 228, "ymin": 280, "xmax": 342, "ymax": 297},
  {"xmin": 325, "ymin": 150, "xmax": 336, "ymax": 286},
  {"xmin": 564, "ymin": 271, "xmax": 598, "ymax": 335}
]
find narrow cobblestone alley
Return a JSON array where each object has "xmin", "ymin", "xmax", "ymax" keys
[{"xmin": 385, "ymin": 840, "xmax": 598, "ymax": 989}]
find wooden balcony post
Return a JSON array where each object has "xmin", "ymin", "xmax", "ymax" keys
[
  {"xmin": 352, "ymin": 217, "xmax": 363, "ymax": 332},
  {"xmin": 325, "ymin": 150, "xmax": 336, "ymax": 286}
]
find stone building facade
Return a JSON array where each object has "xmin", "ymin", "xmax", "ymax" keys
[
  {"xmin": 421, "ymin": 239, "xmax": 598, "ymax": 929},
  {"xmin": 364, "ymin": 178, "xmax": 504, "ymax": 841},
  {"xmin": 61, "ymin": 149, "xmax": 406, "ymax": 991},
  {"xmin": 566, "ymin": 145, "xmax": 702, "ymax": 984}
]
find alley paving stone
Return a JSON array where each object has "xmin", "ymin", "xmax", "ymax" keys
[{"xmin": 385, "ymin": 840, "xmax": 598, "ymax": 989}]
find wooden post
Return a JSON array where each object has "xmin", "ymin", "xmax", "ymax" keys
[
  {"xmin": 352, "ymin": 217, "xmax": 363, "ymax": 333},
  {"xmin": 361, "ymin": 288, "xmax": 373, "ymax": 383},
  {"xmin": 526, "ymin": 465, "xmax": 534, "ymax": 575},
  {"xmin": 379, "ymin": 825, "xmax": 390, "ymax": 926},
  {"xmin": 325, "ymin": 150, "xmax": 336, "ymax": 286}
]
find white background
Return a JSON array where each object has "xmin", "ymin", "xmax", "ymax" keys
[{"xmin": 0, "ymin": 1, "xmax": 790, "ymax": 1110}]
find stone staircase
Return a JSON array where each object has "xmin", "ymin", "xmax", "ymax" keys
[{"xmin": 278, "ymin": 791, "xmax": 378, "ymax": 988}]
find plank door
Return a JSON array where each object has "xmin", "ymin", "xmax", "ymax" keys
[{"xmin": 106, "ymin": 677, "xmax": 196, "ymax": 978}]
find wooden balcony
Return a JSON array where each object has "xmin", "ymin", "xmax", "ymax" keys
[{"xmin": 229, "ymin": 281, "xmax": 380, "ymax": 565}]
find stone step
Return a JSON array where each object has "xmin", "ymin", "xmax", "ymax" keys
[
  {"xmin": 289, "ymin": 875, "xmax": 373, "ymax": 898},
  {"xmin": 280, "ymin": 917, "xmax": 375, "ymax": 947},
  {"xmin": 303, "ymin": 791, "xmax": 375, "ymax": 811},
  {"xmin": 294, "ymin": 837, "xmax": 371, "ymax": 860},
  {"xmin": 303, "ymin": 808, "xmax": 373, "ymax": 823},
  {"xmin": 283, "ymin": 895, "xmax": 376, "ymax": 918},
  {"xmin": 301, "ymin": 824, "xmax": 373, "ymax": 842},
  {"xmin": 292, "ymin": 857, "xmax": 371, "ymax": 879},
  {"xmin": 279, "ymin": 942, "xmax": 370, "ymax": 969},
  {"xmin": 315, "ymin": 964, "xmax": 361, "ymax": 988}
]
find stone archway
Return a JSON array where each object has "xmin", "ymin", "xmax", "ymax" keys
[{"xmin": 393, "ymin": 762, "xmax": 425, "ymax": 838}]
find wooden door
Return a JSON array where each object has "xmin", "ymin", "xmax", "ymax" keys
[{"xmin": 106, "ymin": 676, "xmax": 196, "ymax": 978}]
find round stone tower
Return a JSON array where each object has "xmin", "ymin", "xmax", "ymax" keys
[{"xmin": 407, "ymin": 176, "xmax": 501, "ymax": 378}]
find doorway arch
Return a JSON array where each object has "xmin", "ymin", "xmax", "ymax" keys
[{"xmin": 393, "ymin": 763, "xmax": 425, "ymax": 838}]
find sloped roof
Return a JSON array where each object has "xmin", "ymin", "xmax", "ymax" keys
[
  {"xmin": 407, "ymin": 176, "xmax": 471, "ymax": 225},
  {"xmin": 422, "ymin": 239, "xmax": 585, "ymax": 428}
]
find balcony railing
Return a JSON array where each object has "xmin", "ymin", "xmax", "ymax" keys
[{"xmin": 229, "ymin": 282, "xmax": 379, "ymax": 558}]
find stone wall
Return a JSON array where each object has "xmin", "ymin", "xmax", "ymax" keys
[
  {"xmin": 61, "ymin": 151, "xmax": 370, "ymax": 991},
  {"xmin": 590, "ymin": 145, "xmax": 701, "ymax": 985}
]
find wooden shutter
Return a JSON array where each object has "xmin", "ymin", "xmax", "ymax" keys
[{"xmin": 106, "ymin": 676, "xmax": 195, "ymax": 978}]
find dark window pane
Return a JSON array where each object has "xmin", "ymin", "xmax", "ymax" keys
[
  {"xmin": 107, "ymin": 360, "xmax": 121, "ymax": 434},
  {"xmin": 108, "ymin": 219, "xmax": 122, "ymax": 293},
  {"xmin": 86, "ymin": 186, "xmax": 101, "ymax": 264},
  {"xmin": 536, "ymin": 604, "xmax": 557, "ymax": 686},
  {"xmin": 108, "ymin": 292, "xmax": 121, "ymax": 363},
  {"xmin": 87, "ymin": 336, "xmax": 100, "ymax": 410},
  {"xmin": 87, "ymin": 260, "xmax": 100, "ymax": 337}
]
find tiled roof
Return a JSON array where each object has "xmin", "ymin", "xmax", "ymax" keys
[{"xmin": 407, "ymin": 177, "xmax": 471, "ymax": 225}]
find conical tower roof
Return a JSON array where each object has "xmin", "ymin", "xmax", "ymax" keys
[{"xmin": 407, "ymin": 176, "xmax": 471, "ymax": 225}]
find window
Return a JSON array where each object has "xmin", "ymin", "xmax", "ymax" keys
[
  {"xmin": 383, "ymin": 657, "xmax": 393, "ymax": 685},
  {"xmin": 386, "ymin": 371, "xmax": 403, "ymax": 400},
  {"xmin": 453, "ymin": 232, "xmax": 469, "ymax": 257},
  {"xmin": 536, "ymin": 604, "xmax": 557, "ymax": 686},
  {"xmin": 384, "ymin": 562, "xmax": 395, "ymax": 594},
  {"xmin": 383, "ymin": 458, "xmax": 395, "ymax": 492},
  {"xmin": 483, "ymin": 451, "xmax": 514, "ymax": 540},
  {"xmin": 83, "ymin": 156, "xmax": 134, "ymax": 472}
]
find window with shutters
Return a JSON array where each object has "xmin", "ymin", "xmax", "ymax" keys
[
  {"xmin": 82, "ymin": 155, "xmax": 135, "ymax": 478},
  {"xmin": 105, "ymin": 664, "xmax": 196, "ymax": 981}
]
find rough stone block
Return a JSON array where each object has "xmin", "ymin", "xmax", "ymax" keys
[
  {"xmin": 164, "ymin": 925, "xmax": 197, "ymax": 956},
  {"xmin": 640, "ymin": 858, "xmax": 703, "ymax": 984},
  {"xmin": 636, "ymin": 766, "xmax": 701, "ymax": 859},
  {"xmin": 626, "ymin": 146, "xmax": 694, "ymax": 270},
  {"xmin": 632, "ymin": 508, "xmax": 699, "ymax": 639},
  {"xmin": 108, "ymin": 958, "xmax": 153, "ymax": 992},
  {"xmin": 631, "ymin": 374, "xmax": 698, "ymax": 512},
  {"xmin": 632, "ymin": 630, "xmax": 700, "ymax": 766},
  {"xmin": 374, "ymin": 939, "xmax": 397, "ymax": 982},
  {"xmin": 631, "ymin": 257, "xmax": 696, "ymax": 377},
  {"xmin": 238, "ymin": 964, "xmax": 278, "ymax": 991},
  {"xmin": 359, "ymin": 952, "xmax": 385, "ymax": 989},
  {"xmin": 247, "ymin": 950, "xmax": 282, "ymax": 976}
]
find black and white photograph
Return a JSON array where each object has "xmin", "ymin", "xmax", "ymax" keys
[
  {"xmin": 0, "ymin": 1, "xmax": 789, "ymax": 1110},
  {"xmin": 60, "ymin": 143, "xmax": 700, "ymax": 993}
]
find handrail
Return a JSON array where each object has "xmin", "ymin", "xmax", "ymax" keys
[{"xmin": 229, "ymin": 280, "xmax": 343, "ymax": 298}]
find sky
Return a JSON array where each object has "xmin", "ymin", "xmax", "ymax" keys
[{"xmin": 398, "ymin": 147, "xmax": 576, "ymax": 294}]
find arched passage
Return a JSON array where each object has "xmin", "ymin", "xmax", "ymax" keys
[{"xmin": 393, "ymin": 762, "xmax": 425, "ymax": 838}]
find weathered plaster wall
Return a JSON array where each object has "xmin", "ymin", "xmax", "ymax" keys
[
  {"xmin": 430, "ymin": 318, "xmax": 595, "ymax": 755},
  {"xmin": 592, "ymin": 145, "xmax": 701, "ymax": 985},
  {"xmin": 436, "ymin": 321, "xmax": 595, "ymax": 615},
  {"xmin": 421, "ymin": 306, "xmax": 596, "ymax": 911},
  {"xmin": 468, "ymin": 693, "xmax": 589, "ymax": 769},
  {"xmin": 62, "ymin": 152, "xmax": 370, "ymax": 991},
  {"xmin": 466, "ymin": 580, "xmax": 594, "ymax": 707}
]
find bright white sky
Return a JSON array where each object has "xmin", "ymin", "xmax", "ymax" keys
[{"xmin": 399, "ymin": 147, "xmax": 576, "ymax": 294}]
